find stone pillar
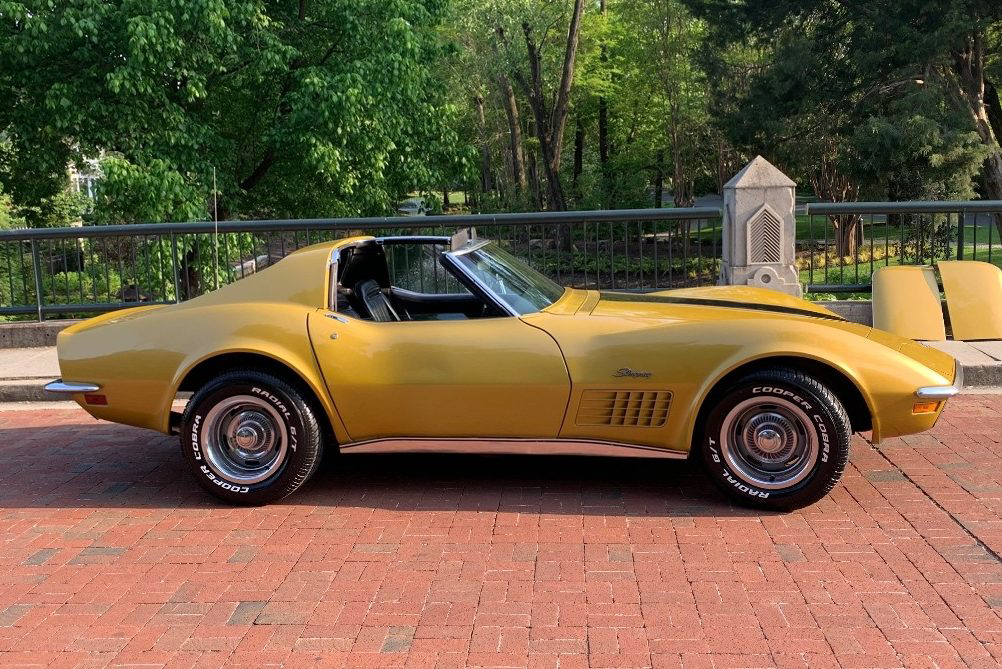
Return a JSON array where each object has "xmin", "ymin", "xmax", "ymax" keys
[{"xmin": 720, "ymin": 156, "xmax": 802, "ymax": 297}]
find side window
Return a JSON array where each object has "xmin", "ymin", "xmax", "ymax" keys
[{"xmin": 384, "ymin": 243, "xmax": 470, "ymax": 295}]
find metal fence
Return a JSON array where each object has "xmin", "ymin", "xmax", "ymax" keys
[
  {"xmin": 3, "ymin": 200, "xmax": 1002, "ymax": 320},
  {"xmin": 0, "ymin": 208, "xmax": 722, "ymax": 320},
  {"xmin": 802, "ymin": 200, "xmax": 1002, "ymax": 293}
]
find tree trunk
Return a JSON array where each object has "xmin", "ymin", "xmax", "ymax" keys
[
  {"xmin": 508, "ymin": 0, "xmax": 585, "ymax": 212},
  {"xmin": 653, "ymin": 149, "xmax": 665, "ymax": 208},
  {"xmin": 713, "ymin": 137, "xmax": 739, "ymax": 195},
  {"xmin": 550, "ymin": 0, "xmax": 586, "ymax": 170},
  {"xmin": 832, "ymin": 215, "xmax": 864, "ymax": 258},
  {"xmin": 983, "ymin": 79, "xmax": 1002, "ymax": 237},
  {"xmin": 985, "ymin": 78, "xmax": 1002, "ymax": 144},
  {"xmin": 670, "ymin": 126, "xmax": 694, "ymax": 208},
  {"xmin": 950, "ymin": 30, "xmax": 1002, "ymax": 239},
  {"xmin": 536, "ymin": 115, "xmax": 567, "ymax": 210},
  {"xmin": 517, "ymin": 24, "xmax": 566, "ymax": 210},
  {"xmin": 181, "ymin": 247, "xmax": 200, "ymax": 300},
  {"xmin": 473, "ymin": 94, "xmax": 493, "ymax": 197},
  {"xmin": 497, "ymin": 75, "xmax": 526, "ymax": 197},
  {"xmin": 598, "ymin": 94, "xmax": 608, "ymax": 160},
  {"xmin": 573, "ymin": 118, "xmax": 584, "ymax": 203},
  {"xmin": 598, "ymin": 0, "xmax": 610, "ymax": 208},
  {"xmin": 810, "ymin": 137, "xmax": 862, "ymax": 258},
  {"xmin": 526, "ymin": 150, "xmax": 543, "ymax": 211}
]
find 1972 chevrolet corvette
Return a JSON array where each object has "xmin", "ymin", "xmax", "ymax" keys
[{"xmin": 46, "ymin": 232, "xmax": 961, "ymax": 509}]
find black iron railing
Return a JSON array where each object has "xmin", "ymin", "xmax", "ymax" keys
[
  {"xmin": 802, "ymin": 200, "xmax": 1002, "ymax": 293},
  {"xmin": 0, "ymin": 208, "xmax": 722, "ymax": 320},
  {"xmin": 3, "ymin": 200, "xmax": 1001, "ymax": 320}
]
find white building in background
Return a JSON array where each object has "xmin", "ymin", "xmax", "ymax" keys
[{"xmin": 68, "ymin": 156, "xmax": 102, "ymax": 201}]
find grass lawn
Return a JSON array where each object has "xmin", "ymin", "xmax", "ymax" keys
[
  {"xmin": 797, "ymin": 215, "xmax": 1001, "ymax": 245},
  {"xmin": 800, "ymin": 244, "xmax": 1002, "ymax": 289}
]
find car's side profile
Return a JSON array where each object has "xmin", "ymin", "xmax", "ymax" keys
[{"xmin": 47, "ymin": 233, "xmax": 961, "ymax": 509}]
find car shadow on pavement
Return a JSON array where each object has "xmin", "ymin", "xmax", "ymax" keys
[
  {"xmin": 0, "ymin": 422, "xmax": 768, "ymax": 517},
  {"xmin": 306, "ymin": 452, "xmax": 761, "ymax": 518}
]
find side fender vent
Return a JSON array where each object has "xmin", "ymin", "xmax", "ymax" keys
[{"xmin": 575, "ymin": 390, "xmax": 672, "ymax": 427}]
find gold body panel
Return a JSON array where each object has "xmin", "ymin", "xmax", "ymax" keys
[
  {"xmin": 54, "ymin": 240, "xmax": 958, "ymax": 454},
  {"xmin": 939, "ymin": 260, "xmax": 1002, "ymax": 341},
  {"xmin": 871, "ymin": 266, "xmax": 946, "ymax": 341}
]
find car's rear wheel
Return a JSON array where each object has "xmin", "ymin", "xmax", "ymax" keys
[
  {"xmin": 180, "ymin": 369, "xmax": 323, "ymax": 504},
  {"xmin": 698, "ymin": 367, "xmax": 851, "ymax": 510}
]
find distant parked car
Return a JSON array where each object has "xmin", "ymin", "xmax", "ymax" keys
[
  {"xmin": 46, "ymin": 232, "xmax": 961, "ymax": 509},
  {"xmin": 396, "ymin": 197, "xmax": 427, "ymax": 216}
]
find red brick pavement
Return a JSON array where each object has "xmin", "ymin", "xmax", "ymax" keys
[{"xmin": 1, "ymin": 396, "xmax": 1002, "ymax": 668}]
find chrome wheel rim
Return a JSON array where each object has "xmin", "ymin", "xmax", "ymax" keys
[
  {"xmin": 201, "ymin": 395, "xmax": 288, "ymax": 485},
  {"xmin": 719, "ymin": 396, "xmax": 819, "ymax": 490}
]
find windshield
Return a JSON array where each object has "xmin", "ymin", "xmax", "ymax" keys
[{"xmin": 448, "ymin": 241, "xmax": 565, "ymax": 315}]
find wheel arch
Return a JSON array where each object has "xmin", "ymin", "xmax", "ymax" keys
[
  {"xmin": 688, "ymin": 354, "xmax": 874, "ymax": 453},
  {"xmin": 172, "ymin": 350, "xmax": 342, "ymax": 445}
]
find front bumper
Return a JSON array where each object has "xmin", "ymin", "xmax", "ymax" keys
[
  {"xmin": 915, "ymin": 359, "xmax": 963, "ymax": 400},
  {"xmin": 44, "ymin": 379, "xmax": 101, "ymax": 394}
]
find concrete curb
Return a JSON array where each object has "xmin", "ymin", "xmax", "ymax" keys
[
  {"xmin": 921, "ymin": 341, "xmax": 1002, "ymax": 387},
  {"xmin": 0, "ymin": 379, "xmax": 66, "ymax": 403},
  {"xmin": 0, "ymin": 379, "xmax": 193, "ymax": 404},
  {"xmin": 823, "ymin": 300, "xmax": 873, "ymax": 326},
  {"xmin": 0, "ymin": 321, "xmax": 77, "ymax": 349},
  {"xmin": 957, "ymin": 364, "xmax": 1002, "ymax": 387}
]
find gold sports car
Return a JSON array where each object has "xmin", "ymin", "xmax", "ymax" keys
[{"xmin": 46, "ymin": 232, "xmax": 962, "ymax": 509}]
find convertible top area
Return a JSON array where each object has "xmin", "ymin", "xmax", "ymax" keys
[
  {"xmin": 328, "ymin": 235, "xmax": 566, "ymax": 322},
  {"xmin": 329, "ymin": 236, "xmax": 495, "ymax": 322}
]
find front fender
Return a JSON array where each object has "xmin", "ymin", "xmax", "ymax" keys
[{"xmin": 679, "ymin": 320, "xmax": 954, "ymax": 448}]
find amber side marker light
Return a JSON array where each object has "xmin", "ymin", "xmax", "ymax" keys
[
  {"xmin": 912, "ymin": 401, "xmax": 941, "ymax": 415},
  {"xmin": 84, "ymin": 394, "xmax": 108, "ymax": 406}
]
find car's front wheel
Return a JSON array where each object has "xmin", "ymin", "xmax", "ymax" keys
[
  {"xmin": 180, "ymin": 369, "xmax": 324, "ymax": 504},
  {"xmin": 698, "ymin": 367, "xmax": 851, "ymax": 510}
]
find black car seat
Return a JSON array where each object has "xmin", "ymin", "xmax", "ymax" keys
[{"xmin": 356, "ymin": 279, "xmax": 400, "ymax": 322}]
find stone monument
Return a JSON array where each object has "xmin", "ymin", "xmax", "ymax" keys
[{"xmin": 720, "ymin": 156, "xmax": 802, "ymax": 297}]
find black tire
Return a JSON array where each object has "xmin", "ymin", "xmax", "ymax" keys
[
  {"xmin": 180, "ymin": 369, "xmax": 324, "ymax": 504},
  {"xmin": 698, "ymin": 367, "xmax": 851, "ymax": 511}
]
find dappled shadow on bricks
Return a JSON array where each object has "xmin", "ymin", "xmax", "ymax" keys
[{"xmin": 0, "ymin": 419, "xmax": 764, "ymax": 517}]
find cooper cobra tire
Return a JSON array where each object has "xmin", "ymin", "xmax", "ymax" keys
[
  {"xmin": 180, "ymin": 369, "xmax": 323, "ymax": 505},
  {"xmin": 698, "ymin": 367, "xmax": 850, "ymax": 511}
]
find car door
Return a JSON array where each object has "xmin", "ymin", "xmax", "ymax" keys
[{"xmin": 308, "ymin": 312, "xmax": 570, "ymax": 441}]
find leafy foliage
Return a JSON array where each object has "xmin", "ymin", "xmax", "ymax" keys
[
  {"xmin": 0, "ymin": 0, "xmax": 470, "ymax": 223},
  {"xmin": 0, "ymin": 185, "xmax": 23, "ymax": 231},
  {"xmin": 688, "ymin": 0, "xmax": 1001, "ymax": 203}
]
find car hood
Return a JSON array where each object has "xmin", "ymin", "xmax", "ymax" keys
[{"xmin": 577, "ymin": 285, "xmax": 844, "ymax": 321}]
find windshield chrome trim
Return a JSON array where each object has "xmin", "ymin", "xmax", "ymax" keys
[
  {"xmin": 448, "ymin": 239, "xmax": 492, "ymax": 257},
  {"xmin": 376, "ymin": 235, "xmax": 451, "ymax": 246},
  {"xmin": 443, "ymin": 240, "xmax": 568, "ymax": 317}
]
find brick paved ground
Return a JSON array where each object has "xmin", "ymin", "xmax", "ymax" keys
[{"xmin": 1, "ymin": 396, "xmax": 1002, "ymax": 668}]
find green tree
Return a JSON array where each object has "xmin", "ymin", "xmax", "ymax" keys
[
  {"xmin": 0, "ymin": 185, "xmax": 23, "ymax": 230},
  {"xmin": 621, "ymin": 0, "xmax": 711, "ymax": 208},
  {"xmin": 688, "ymin": 0, "xmax": 1002, "ymax": 250},
  {"xmin": 0, "ymin": 0, "xmax": 468, "ymax": 223}
]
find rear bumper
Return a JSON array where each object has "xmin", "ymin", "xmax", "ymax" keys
[
  {"xmin": 915, "ymin": 359, "xmax": 963, "ymax": 400},
  {"xmin": 44, "ymin": 379, "xmax": 101, "ymax": 394}
]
